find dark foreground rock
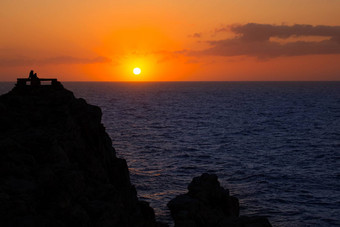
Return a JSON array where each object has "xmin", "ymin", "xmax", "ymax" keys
[
  {"xmin": 0, "ymin": 83, "xmax": 165, "ymax": 226},
  {"xmin": 168, "ymin": 173, "xmax": 272, "ymax": 227}
]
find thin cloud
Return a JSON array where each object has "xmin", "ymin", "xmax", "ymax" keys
[
  {"xmin": 190, "ymin": 23, "xmax": 340, "ymax": 58},
  {"xmin": 189, "ymin": 33, "xmax": 202, "ymax": 38},
  {"xmin": 42, "ymin": 56, "xmax": 111, "ymax": 64},
  {"xmin": 214, "ymin": 26, "xmax": 230, "ymax": 34},
  {"xmin": 0, "ymin": 56, "xmax": 112, "ymax": 67}
]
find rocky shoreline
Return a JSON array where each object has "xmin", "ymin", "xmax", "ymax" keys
[
  {"xmin": 168, "ymin": 173, "xmax": 271, "ymax": 227},
  {"xmin": 0, "ymin": 81, "xmax": 271, "ymax": 226}
]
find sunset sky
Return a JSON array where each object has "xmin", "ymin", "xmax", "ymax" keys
[{"xmin": 1, "ymin": 0, "xmax": 340, "ymax": 81}]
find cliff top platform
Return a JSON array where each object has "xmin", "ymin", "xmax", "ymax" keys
[{"xmin": 16, "ymin": 70, "xmax": 62, "ymax": 87}]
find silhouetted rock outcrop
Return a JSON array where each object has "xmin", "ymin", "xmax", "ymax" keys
[
  {"xmin": 168, "ymin": 173, "xmax": 272, "ymax": 227},
  {"xmin": 0, "ymin": 83, "xmax": 165, "ymax": 226}
]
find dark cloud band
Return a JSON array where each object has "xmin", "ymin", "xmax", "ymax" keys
[
  {"xmin": 193, "ymin": 23, "xmax": 340, "ymax": 58},
  {"xmin": 231, "ymin": 23, "xmax": 340, "ymax": 41}
]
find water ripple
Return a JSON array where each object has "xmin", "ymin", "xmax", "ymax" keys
[{"xmin": 24, "ymin": 82, "xmax": 339, "ymax": 227}]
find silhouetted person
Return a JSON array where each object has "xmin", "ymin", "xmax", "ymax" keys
[
  {"xmin": 29, "ymin": 70, "xmax": 38, "ymax": 79},
  {"xmin": 28, "ymin": 70, "xmax": 41, "ymax": 86}
]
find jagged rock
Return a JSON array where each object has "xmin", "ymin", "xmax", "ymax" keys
[
  {"xmin": 168, "ymin": 173, "xmax": 271, "ymax": 227},
  {"xmin": 0, "ymin": 83, "xmax": 166, "ymax": 226}
]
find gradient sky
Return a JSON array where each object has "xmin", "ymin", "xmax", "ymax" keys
[{"xmin": 1, "ymin": 0, "xmax": 340, "ymax": 81}]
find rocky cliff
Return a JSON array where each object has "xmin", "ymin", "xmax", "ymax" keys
[{"xmin": 0, "ymin": 83, "xmax": 163, "ymax": 226}]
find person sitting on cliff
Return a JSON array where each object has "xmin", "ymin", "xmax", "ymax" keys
[
  {"xmin": 28, "ymin": 70, "xmax": 40, "ymax": 86},
  {"xmin": 29, "ymin": 70, "xmax": 39, "ymax": 80}
]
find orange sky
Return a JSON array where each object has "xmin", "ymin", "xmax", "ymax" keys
[{"xmin": 1, "ymin": 0, "xmax": 340, "ymax": 81}]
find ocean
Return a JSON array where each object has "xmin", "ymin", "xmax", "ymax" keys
[{"xmin": 1, "ymin": 82, "xmax": 339, "ymax": 226}]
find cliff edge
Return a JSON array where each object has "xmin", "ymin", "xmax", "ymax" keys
[{"xmin": 0, "ymin": 83, "xmax": 162, "ymax": 226}]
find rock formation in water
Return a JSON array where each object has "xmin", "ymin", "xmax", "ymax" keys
[
  {"xmin": 0, "ymin": 82, "xmax": 165, "ymax": 226},
  {"xmin": 168, "ymin": 173, "xmax": 272, "ymax": 227}
]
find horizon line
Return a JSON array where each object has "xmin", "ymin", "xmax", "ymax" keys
[{"xmin": 1, "ymin": 80, "xmax": 340, "ymax": 83}]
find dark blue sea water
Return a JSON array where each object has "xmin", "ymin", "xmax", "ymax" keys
[{"xmin": 1, "ymin": 82, "xmax": 339, "ymax": 226}]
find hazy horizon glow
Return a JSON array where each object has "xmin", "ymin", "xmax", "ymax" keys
[{"xmin": 1, "ymin": 0, "xmax": 340, "ymax": 81}]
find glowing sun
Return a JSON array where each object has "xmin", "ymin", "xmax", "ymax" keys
[{"xmin": 133, "ymin": 67, "xmax": 141, "ymax": 75}]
